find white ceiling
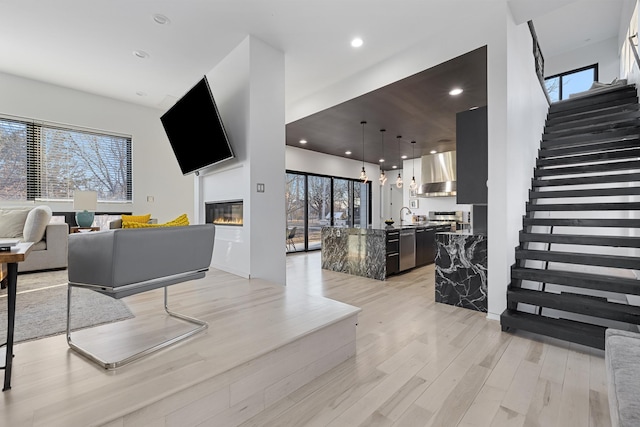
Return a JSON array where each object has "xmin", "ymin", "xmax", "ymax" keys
[{"xmin": 0, "ymin": 0, "xmax": 624, "ymax": 114}]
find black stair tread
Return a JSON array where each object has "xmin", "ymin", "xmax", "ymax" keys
[
  {"xmin": 548, "ymin": 86, "xmax": 638, "ymax": 114},
  {"xmin": 500, "ymin": 310, "xmax": 606, "ymax": 349},
  {"xmin": 546, "ymin": 103, "xmax": 640, "ymax": 128},
  {"xmin": 536, "ymin": 148, "xmax": 640, "ymax": 167},
  {"xmin": 542, "ymin": 118, "xmax": 640, "ymax": 140},
  {"xmin": 526, "ymin": 202, "xmax": 640, "ymax": 211},
  {"xmin": 507, "ymin": 287, "xmax": 640, "ymax": 325},
  {"xmin": 539, "ymin": 138, "xmax": 640, "ymax": 159},
  {"xmin": 545, "ymin": 106, "xmax": 640, "ymax": 132},
  {"xmin": 532, "ymin": 172, "xmax": 640, "ymax": 187},
  {"xmin": 515, "ymin": 248, "xmax": 640, "ymax": 269},
  {"xmin": 548, "ymin": 95, "xmax": 639, "ymax": 120},
  {"xmin": 548, "ymin": 97, "xmax": 639, "ymax": 123},
  {"xmin": 541, "ymin": 127, "xmax": 640, "ymax": 150},
  {"xmin": 511, "ymin": 266, "xmax": 640, "ymax": 295},
  {"xmin": 520, "ymin": 231, "xmax": 640, "ymax": 248},
  {"xmin": 534, "ymin": 160, "xmax": 640, "ymax": 177},
  {"xmin": 530, "ymin": 187, "xmax": 640, "ymax": 199},
  {"xmin": 523, "ymin": 218, "xmax": 640, "ymax": 228}
]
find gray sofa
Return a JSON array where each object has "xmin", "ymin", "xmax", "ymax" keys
[
  {"xmin": 605, "ymin": 328, "xmax": 640, "ymax": 427},
  {"xmin": 0, "ymin": 205, "xmax": 68, "ymax": 273}
]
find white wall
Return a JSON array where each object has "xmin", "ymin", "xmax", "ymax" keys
[
  {"xmin": 0, "ymin": 71, "xmax": 193, "ymax": 223},
  {"xmin": 545, "ymin": 36, "xmax": 619, "ymax": 82},
  {"xmin": 286, "ymin": 145, "xmax": 382, "ymax": 228},
  {"xmin": 199, "ymin": 36, "xmax": 286, "ymax": 285}
]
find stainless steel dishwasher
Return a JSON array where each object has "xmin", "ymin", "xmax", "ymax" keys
[{"xmin": 399, "ymin": 229, "xmax": 416, "ymax": 271}]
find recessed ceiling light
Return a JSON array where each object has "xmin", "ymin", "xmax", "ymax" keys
[
  {"xmin": 469, "ymin": 106, "xmax": 479, "ymax": 110},
  {"xmin": 401, "ymin": 155, "xmax": 407, "ymax": 159},
  {"xmin": 392, "ymin": 165, "xmax": 397, "ymax": 169},
  {"xmin": 345, "ymin": 151, "xmax": 352, "ymax": 155},
  {"xmin": 136, "ymin": 91, "xmax": 147, "ymax": 97},
  {"xmin": 351, "ymin": 38, "xmax": 363, "ymax": 48},
  {"xmin": 379, "ymin": 158, "xmax": 385, "ymax": 163},
  {"xmin": 299, "ymin": 139, "xmax": 307, "ymax": 144},
  {"xmin": 430, "ymin": 150, "xmax": 437, "ymax": 154},
  {"xmin": 449, "ymin": 88, "xmax": 463, "ymax": 96},
  {"xmin": 133, "ymin": 50, "xmax": 149, "ymax": 59},
  {"xmin": 153, "ymin": 13, "xmax": 171, "ymax": 25}
]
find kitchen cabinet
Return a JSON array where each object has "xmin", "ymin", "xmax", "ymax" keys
[
  {"xmin": 415, "ymin": 227, "xmax": 436, "ymax": 267},
  {"xmin": 386, "ymin": 230, "xmax": 400, "ymax": 276},
  {"xmin": 456, "ymin": 105, "xmax": 487, "ymax": 204}
]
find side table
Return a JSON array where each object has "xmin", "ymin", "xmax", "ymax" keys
[
  {"xmin": 70, "ymin": 226, "xmax": 100, "ymax": 233},
  {"xmin": 0, "ymin": 242, "xmax": 33, "ymax": 391}
]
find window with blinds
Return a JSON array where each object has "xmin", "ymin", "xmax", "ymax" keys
[{"xmin": 0, "ymin": 116, "xmax": 132, "ymax": 202}]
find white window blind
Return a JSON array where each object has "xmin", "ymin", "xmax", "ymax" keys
[{"xmin": 0, "ymin": 116, "xmax": 132, "ymax": 202}]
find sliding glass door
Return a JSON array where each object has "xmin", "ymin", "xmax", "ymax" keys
[{"xmin": 285, "ymin": 171, "xmax": 371, "ymax": 253}]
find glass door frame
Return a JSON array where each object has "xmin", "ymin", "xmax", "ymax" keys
[{"xmin": 286, "ymin": 169, "xmax": 372, "ymax": 253}]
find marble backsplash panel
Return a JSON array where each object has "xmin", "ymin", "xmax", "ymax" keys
[
  {"xmin": 435, "ymin": 233, "xmax": 487, "ymax": 312},
  {"xmin": 321, "ymin": 227, "xmax": 386, "ymax": 280}
]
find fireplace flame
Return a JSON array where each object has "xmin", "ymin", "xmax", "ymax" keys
[{"xmin": 213, "ymin": 217, "xmax": 243, "ymax": 225}]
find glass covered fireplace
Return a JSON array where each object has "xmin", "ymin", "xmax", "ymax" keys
[{"xmin": 205, "ymin": 200, "xmax": 243, "ymax": 226}]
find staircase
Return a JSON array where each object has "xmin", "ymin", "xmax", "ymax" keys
[{"xmin": 500, "ymin": 84, "xmax": 640, "ymax": 350}]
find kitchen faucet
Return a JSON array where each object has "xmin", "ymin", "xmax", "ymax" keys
[{"xmin": 399, "ymin": 207, "xmax": 412, "ymax": 225}]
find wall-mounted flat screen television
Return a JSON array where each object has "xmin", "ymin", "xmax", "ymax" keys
[{"xmin": 160, "ymin": 75, "xmax": 234, "ymax": 175}]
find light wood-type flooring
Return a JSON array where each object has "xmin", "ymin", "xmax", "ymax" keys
[
  {"xmin": 1, "ymin": 251, "xmax": 610, "ymax": 426},
  {"xmin": 241, "ymin": 251, "xmax": 611, "ymax": 427}
]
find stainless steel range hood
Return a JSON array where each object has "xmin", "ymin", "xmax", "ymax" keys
[{"xmin": 418, "ymin": 151, "xmax": 456, "ymax": 197}]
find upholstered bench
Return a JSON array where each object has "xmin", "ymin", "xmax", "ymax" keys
[
  {"xmin": 67, "ymin": 224, "xmax": 215, "ymax": 368},
  {"xmin": 605, "ymin": 328, "xmax": 640, "ymax": 427}
]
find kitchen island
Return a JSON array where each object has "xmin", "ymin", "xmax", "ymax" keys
[
  {"xmin": 435, "ymin": 232, "xmax": 487, "ymax": 311},
  {"xmin": 321, "ymin": 224, "xmax": 450, "ymax": 280}
]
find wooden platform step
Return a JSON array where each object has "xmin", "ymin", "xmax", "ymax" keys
[
  {"xmin": 536, "ymin": 147, "xmax": 640, "ymax": 167},
  {"xmin": 545, "ymin": 106, "xmax": 640, "ymax": 132},
  {"xmin": 532, "ymin": 171, "xmax": 640, "ymax": 188},
  {"xmin": 539, "ymin": 137, "xmax": 640, "ymax": 158},
  {"xmin": 500, "ymin": 309, "xmax": 606, "ymax": 349},
  {"xmin": 534, "ymin": 159, "xmax": 640, "ymax": 177},
  {"xmin": 529, "ymin": 186, "xmax": 640, "ymax": 199},
  {"xmin": 511, "ymin": 266, "xmax": 640, "ymax": 295},
  {"xmin": 507, "ymin": 287, "xmax": 640, "ymax": 325},
  {"xmin": 519, "ymin": 231, "xmax": 640, "ymax": 248},
  {"xmin": 526, "ymin": 201, "xmax": 640, "ymax": 212},
  {"xmin": 523, "ymin": 217, "xmax": 640, "ymax": 228},
  {"xmin": 545, "ymin": 103, "xmax": 640, "ymax": 128},
  {"xmin": 515, "ymin": 248, "xmax": 640, "ymax": 269},
  {"xmin": 542, "ymin": 118, "xmax": 640, "ymax": 140},
  {"xmin": 540, "ymin": 127, "xmax": 640, "ymax": 150}
]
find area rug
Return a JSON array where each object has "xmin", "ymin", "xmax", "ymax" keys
[{"xmin": 0, "ymin": 270, "xmax": 134, "ymax": 343}]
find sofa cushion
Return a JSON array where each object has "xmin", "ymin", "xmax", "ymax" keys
[
  {"xmin": 23, "ymin": 205, "xmax": 53, "ymax": 243},
  {"xmin": 0, "ymin": 207, "xmax": 32, "ymax": 238},
  {"xmin": 122, "ymin": 213, "xmax": 189, "ymax": 228},
  {"xmin": 121, "ymin": 213, "xmax": 151, "ymax": 224}
]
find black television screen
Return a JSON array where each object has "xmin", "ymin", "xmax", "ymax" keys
[{"xmin": 160, "ymin": 76, "xmax": 234, "ymax": 175}]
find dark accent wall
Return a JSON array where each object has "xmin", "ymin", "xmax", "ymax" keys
[{"xmin": 456, "ymin": 106, "xmax": 488, "ymax": 204}]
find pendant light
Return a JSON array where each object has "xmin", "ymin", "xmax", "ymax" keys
[
  {"xmin": 395, "ymin": 135, "xmax": 403, "ymax": 188},
  {"xmin": 379, "ymin": 129, "xmax": 387, "ymax": 185},
  {"xmin": 359, "ymin": 121, "xmax": 368, "ymax": 183},
  {"xmin": 409, "ymin": 140, "xmax": 418, "ymax": 191}
]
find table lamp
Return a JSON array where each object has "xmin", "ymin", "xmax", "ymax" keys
[{"xmin": 74, "ymin": 190, "xmax": 97, "ymax": 227}]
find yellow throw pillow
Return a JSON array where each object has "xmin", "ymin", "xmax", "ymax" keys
[
  {"xmin": 121, "ymin": 213, "xmax": 151, "ymax": 224},
  {"xmin": 122, "ymin": 214, "xmax": 189, "ymax": 228}
]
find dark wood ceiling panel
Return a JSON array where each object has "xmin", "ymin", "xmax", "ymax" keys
[{"xmin": 286, "ymin": 46, "xmax": 487, "ymax": 170}]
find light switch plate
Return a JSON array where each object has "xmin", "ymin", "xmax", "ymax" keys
[{"xmin": 257, "ymin": 183, "xmax": 265, "ymax": 193}]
